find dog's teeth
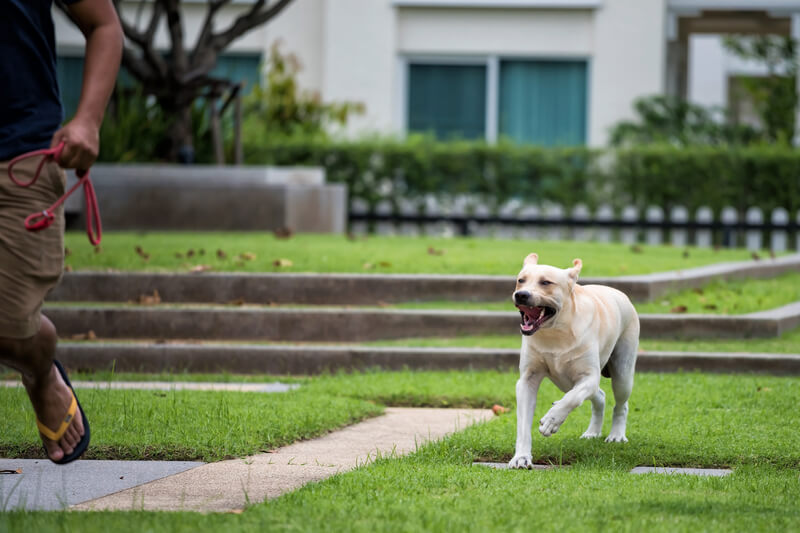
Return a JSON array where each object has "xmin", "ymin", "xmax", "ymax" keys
[{"xmin": 538, "ymin": 308, "xmax": 544, "ymax": 319}]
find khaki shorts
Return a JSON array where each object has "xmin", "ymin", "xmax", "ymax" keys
[{"xmin": 0, "ymin": 156, "xmax": 65, "ymax": 339}]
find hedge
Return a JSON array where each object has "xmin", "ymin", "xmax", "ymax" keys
[{"xmin": 244, "ymin": 138, "xmax": 800, "ymax": 215}]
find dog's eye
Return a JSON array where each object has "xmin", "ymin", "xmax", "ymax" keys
[
  {"xmin": 539, "ymin": 280, "xmax": 552, "ymax": 286},
  {"xmin": 517, "ymin": 278, "xmax": 525, "ymax": 284}
]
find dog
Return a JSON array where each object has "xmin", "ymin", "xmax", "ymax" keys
[{"xmin": 508, "ymin": 253, "xmax": 640, "ymax": 470}]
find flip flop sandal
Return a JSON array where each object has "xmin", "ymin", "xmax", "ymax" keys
[{"xmin": 36, "ymin": 360, "xmax": 91, "ymax": 465}]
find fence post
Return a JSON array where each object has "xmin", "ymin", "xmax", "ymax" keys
[
  {"xmin": 720, "ymin": 207, "xmax": 738, "ymax": 248},
  {"xmin": 594, "ymin": 205, "xmax": 613, "ymax": 243},
  {"xmin": 695, "ymin": 206, "xmax": 713, "ymax": 247},
  {"xmin": 669, "ymin": 206, "xmax": 688, "ymax": 247},
  {"xmin": 745, "ymin": 207, "xmax": 763, "ymax": 251},
  {"xmin": 349, "ymin": 198, "xmax": 369, "ymax": 235},
  {"xmin": 771, "ymin": 208, "xmax": 788, "ymax": 253},
  {"xmin": 620, "ymin": 206, "xmax": 638, "ymax": 245},
  {"xmin": 424, "ymin": 195, "xmax": 452, "ymax": 238},
  {"xmin": 571, "ymin": 204, "xmax": 591, "ymax": 241},
  {"xmin": 544, "ymin": 204, "xmax": 565, "ymax": 241},
  {"xmin": 496, "ymin": 199, "xmax": 522, "ymax": 239},
  {"xmin": 472, "ymin": 198, "xmax": 492, "ymax": 238},
  {"xmin": 645, "ymin": 206, "xmax": 664, "ymax": 246},
  {"xmin": 398, "ymin": 198, "xmax": 419, "ymax": 237},
  {"xmin": 375, "ymin": 200, "xmax": 394, "ymax": 236},
  {"xmin": 520, "ymin": 204, "xmax": 541, "ymax": 241}
]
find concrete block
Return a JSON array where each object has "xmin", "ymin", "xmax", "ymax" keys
[{"xmin": 66, "ymin": 164, "xmax": 344, "ymax": 233}]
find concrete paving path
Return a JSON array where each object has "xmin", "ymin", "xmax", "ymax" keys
[
  {"xmin": 0, "ymin": 459, "xmax": 202, "ymax": 511},
  {"xmin": 0, "ymin": 380, "xmax": 299, "ymax": 393},
  {"xmin": 72, "ymin": 407, "xmax": 491, "ymax": 512}
]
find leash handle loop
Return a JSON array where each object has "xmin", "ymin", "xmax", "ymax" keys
[{"xmin": 7, "ymin": 142, "xmax": 102, "ymax": 245}]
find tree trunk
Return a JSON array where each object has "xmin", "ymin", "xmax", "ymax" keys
[{"xmin": 165, "ymin": 101, "xmax": 195, "ymax": 164}]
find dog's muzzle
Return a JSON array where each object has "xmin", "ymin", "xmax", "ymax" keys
[{"xmin": 514, "ymin": 291, "xmax": 556, "ymax": 335}]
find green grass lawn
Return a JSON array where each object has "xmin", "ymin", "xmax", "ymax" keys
[
  {"xmin": 64, "ymin": 232, "xmax": 764, "ymax": 276},
  {"xmin": 0, "ymin": 385, "xmax": 381, "ymax": 461},
  {"xmin": 3, "ymin": 371, "xmax": 799, "ymax": 531}
]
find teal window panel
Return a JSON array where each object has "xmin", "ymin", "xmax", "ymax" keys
[
  {"xmin": 56, "ymin": 53, "xmax": 262, "ymax": 118},
  {"xmin": 407, "ymin": 64, "xmax": 486, "ymax": 140},
  {"xmin": 210, "ymin": 53, "xmax": 263, "ymax": 93},
  {"xmin": 499, "ymin": 59, "xmax": 587, "ymax": 146}
]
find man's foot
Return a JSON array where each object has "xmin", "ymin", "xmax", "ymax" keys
[{"xmin": 23, "ymin": 363, "xmax": 85, "ymax": 462}]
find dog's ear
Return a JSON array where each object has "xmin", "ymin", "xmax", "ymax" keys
[
  {"xmin": 523, "ymin": 253, "xmax": 539, "ymax": 267},
  {"xmin": 567, "ymin": 258, "xmax": 582, "ymax": 286}
]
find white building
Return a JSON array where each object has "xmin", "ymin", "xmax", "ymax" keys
[{"xmin": 54, "ymin": 0, "xmax": 800, "ymax": 146}]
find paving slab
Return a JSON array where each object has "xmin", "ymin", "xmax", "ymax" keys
[
  {"xmin": 0, "ymin": 459, "xmax": 203, "ymax": 511},
  {"xmin": 472, "ymin": 462, "xmax": 561, "ymax": 471},
  {"xmin": 629, "ymin": 466, "xmax": 732, "ymax": 477},
  {"xmin": 72, "ymin": 407, "xmax": 492, "ymax": 512},
  {"xmin": 0, "ymin": 380, "xmax": 299, "ymax": 393}
]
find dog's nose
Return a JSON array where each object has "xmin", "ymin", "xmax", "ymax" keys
[{"xmin": 514, "ymin": 291, "xmax": 531, "ymax": 305}]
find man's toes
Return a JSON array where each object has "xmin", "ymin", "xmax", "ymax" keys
[{"xmin": 44, "ymin": 439, "xmax": 64, "ymax": 462}]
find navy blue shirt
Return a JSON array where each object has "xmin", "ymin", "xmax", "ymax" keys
[{"xmin": 0, "ymin": 0, "xmax": 79, "ymax": 161}]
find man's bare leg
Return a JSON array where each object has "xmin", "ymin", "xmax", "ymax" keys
[{"xmin": 0, "ymin": 315, "xmax": 83, "ymax": 461}]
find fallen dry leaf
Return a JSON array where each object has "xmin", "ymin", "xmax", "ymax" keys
[
  {"xmin": 492, "ymin": 404, "xmax": 509, "ymax": 416},
  {"xmin": 137, "ymin": 290, "xmax": 161, "ymax": 306},
  {"xmin": 376, "ymin": 301, "xmax": 390, "ymax": 308},
  {"xmin": 427, "ymin": 246, "xmax": 444, "ymax": 256},
  {"xmin": 217, "ymin": 249, "xmax": 227, "ymax": 259},
  {"xmin": 64, "ymin": 265, "xmax": 73, "ymax": 273},
  {"xmin": 378, "ymin": 261, "xmax": 392, "ymax": 268},
  {"xmin": 630, "ymin": 245, "xmax": 643, "ymax": 254},
  {"xmin": 187, "ymin": 249, "xmax": 195, "ymax": 258},
  {"xmin": 362, "ymin": 262, "xmax": 375, "ymax": 270},
  {"xmin": 274, "ymin": 227, "xmax": 293, "ymax": 240},
  {"xmin": 175, "ymin": 252, "xmax": 184, "ymax": 259},
  {"xmin": 273, "ymin": 258, "xmax": 293, "ymax": 267},
  {"xmin": 751, "ymin": 252, "xmax": 761, "ymax": 261},
  {"xmin": 0, "ymin": 468, "xmax": 22, "ymax": 475},
  {"xmin": 94, "ymin": 246, "xmax": 102, "ymax": 254},
  {"xmin": 190, "ymin": 264, "xmax": 213, "ymax": 273},
  {"xmin": 64, "ymin": 247, "xmax": 71, "ymax": 257},
  {"xmin": 670, "ymin": 305, "xmax": 688, "ymax": 313},
  {"xmin": 692, "ymin": 288, "xmax": 704, "ymax": 295},
  {"xmin": 240, "ymin": 252, "xmax": 256, "ymax": 261},
  {"xmin": 703, "ymin": 304, "xmax": 718, "ymax": 310},
  {"xmin": 228, "ymin": 298, "xmax": 246, "ymax": 306}
]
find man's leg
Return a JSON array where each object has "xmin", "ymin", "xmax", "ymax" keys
[
  {"xmin": 0, "ymin": 158, "xmax": 82, "ymax": 462},
  {"xmin": 0, "ymin": 315, "xmax": 84, "ymax": 461}
]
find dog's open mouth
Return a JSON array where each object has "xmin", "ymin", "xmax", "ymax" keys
[{"xmin": 517, "ymin": 305, "xmax": 556, "ymax": 335}]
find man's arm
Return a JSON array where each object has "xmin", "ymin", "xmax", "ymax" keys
[{"xmin": 51, "ymin": 0, "xmax": 123, "ymax": 170}]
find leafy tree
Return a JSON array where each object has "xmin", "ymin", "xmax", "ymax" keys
[
  {"xmin": 57, "ymin": 0, "xmax": 295, "ymax": 162},
  {"xmin": 722, "ymin": 35, "xmax": 797, "ymax": 143},
  {"xmin": 609, "ymin": 95, "xmax": 760, "ymax": 147}
]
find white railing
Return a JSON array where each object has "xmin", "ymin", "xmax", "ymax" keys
[{"xmin": 349, "ymin": 196, "xmax": 800, "ymax": 251}]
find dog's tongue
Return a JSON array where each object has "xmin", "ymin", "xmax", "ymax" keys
[{"xmin": 520, "ymin": 306, "xmax": 547, "ymax": 333}]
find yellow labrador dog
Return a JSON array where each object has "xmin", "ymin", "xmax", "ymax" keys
[{"xmin": 508, "ymin": 253, "xmax": 640, "ymax": 469}]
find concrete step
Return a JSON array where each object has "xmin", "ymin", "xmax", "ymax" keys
[
  {"xmin": 55, "ymin": 342, "xmax": 800, "ymax": 375},
  {"xmin": 48, "ymin": 254, "xmax": 800, "ymax": 305},
  {"xmin": 44, "ymin": 302, "xmax": 800, "ymax": 343}
]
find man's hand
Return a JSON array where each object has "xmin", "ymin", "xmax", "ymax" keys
[{"xmin": 50, "ymin": 118, "xmax": 100, "ymax": 170}]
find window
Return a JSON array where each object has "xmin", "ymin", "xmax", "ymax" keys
[
  {"xmin": 405, "ymin": 57, "xmax": 588, "ymax": 146},
  {"xmin": 499, "ymin": 59, "xmax": 587, "ymax": 145},
  {"xmin": 407, "ymin": 63, "xmax": 487, "ymax": 140},
  {"xmin": 56, "ymin": 53, "xmax": 262, "ymax": 119}
]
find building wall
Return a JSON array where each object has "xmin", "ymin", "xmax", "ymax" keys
[
  {"xmin": 590, "ymin": 0, "xmax": 667, "ymax": 145},
  {"xmin": 53, "ymin": 0, "xmax": 671, "ymax": 146}
]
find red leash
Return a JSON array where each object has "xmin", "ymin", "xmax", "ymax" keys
[{"xmin": 7, "ymin": 142, "xmax": 101, "ymax": 245}]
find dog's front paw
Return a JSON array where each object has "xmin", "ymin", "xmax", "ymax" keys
[
  {"xmin": 539, "ymin": 409, "xmax": 567, "ymax": 437},
  {"xmin": 508, "ymin": 455, "xmax": 534, "ymax": 469},
  {"xmin": 604, "ymin": 432, "xmax": 628, "ymax": 443},
  {"xmin": 580, "ymin": 430, "xmax": 602, "ymax": 439}
]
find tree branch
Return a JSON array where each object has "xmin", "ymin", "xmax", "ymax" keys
[
  {"xmin": 192, "ymin": 0, "xmax": 231, "ymax": 58},
  {"xmin": 164, "ymin": 0, "xmax": 188, "ymax": 75},
  {"xmin": 210, "ymin": 0, "xmax": 293, "ymax": 52}
]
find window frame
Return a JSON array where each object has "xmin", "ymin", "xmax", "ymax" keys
[{"xmin": 398, "ymin": 54, "xmax": 592, "ymax": 145}]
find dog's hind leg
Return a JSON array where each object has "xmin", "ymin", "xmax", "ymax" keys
[
  {"xmin": 580, "ymin": 388, "xmax": 605, "ymax": 439},
  {"xmin": 606, "ymin": 324, "xmax": 638, "ymax": 443}
]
